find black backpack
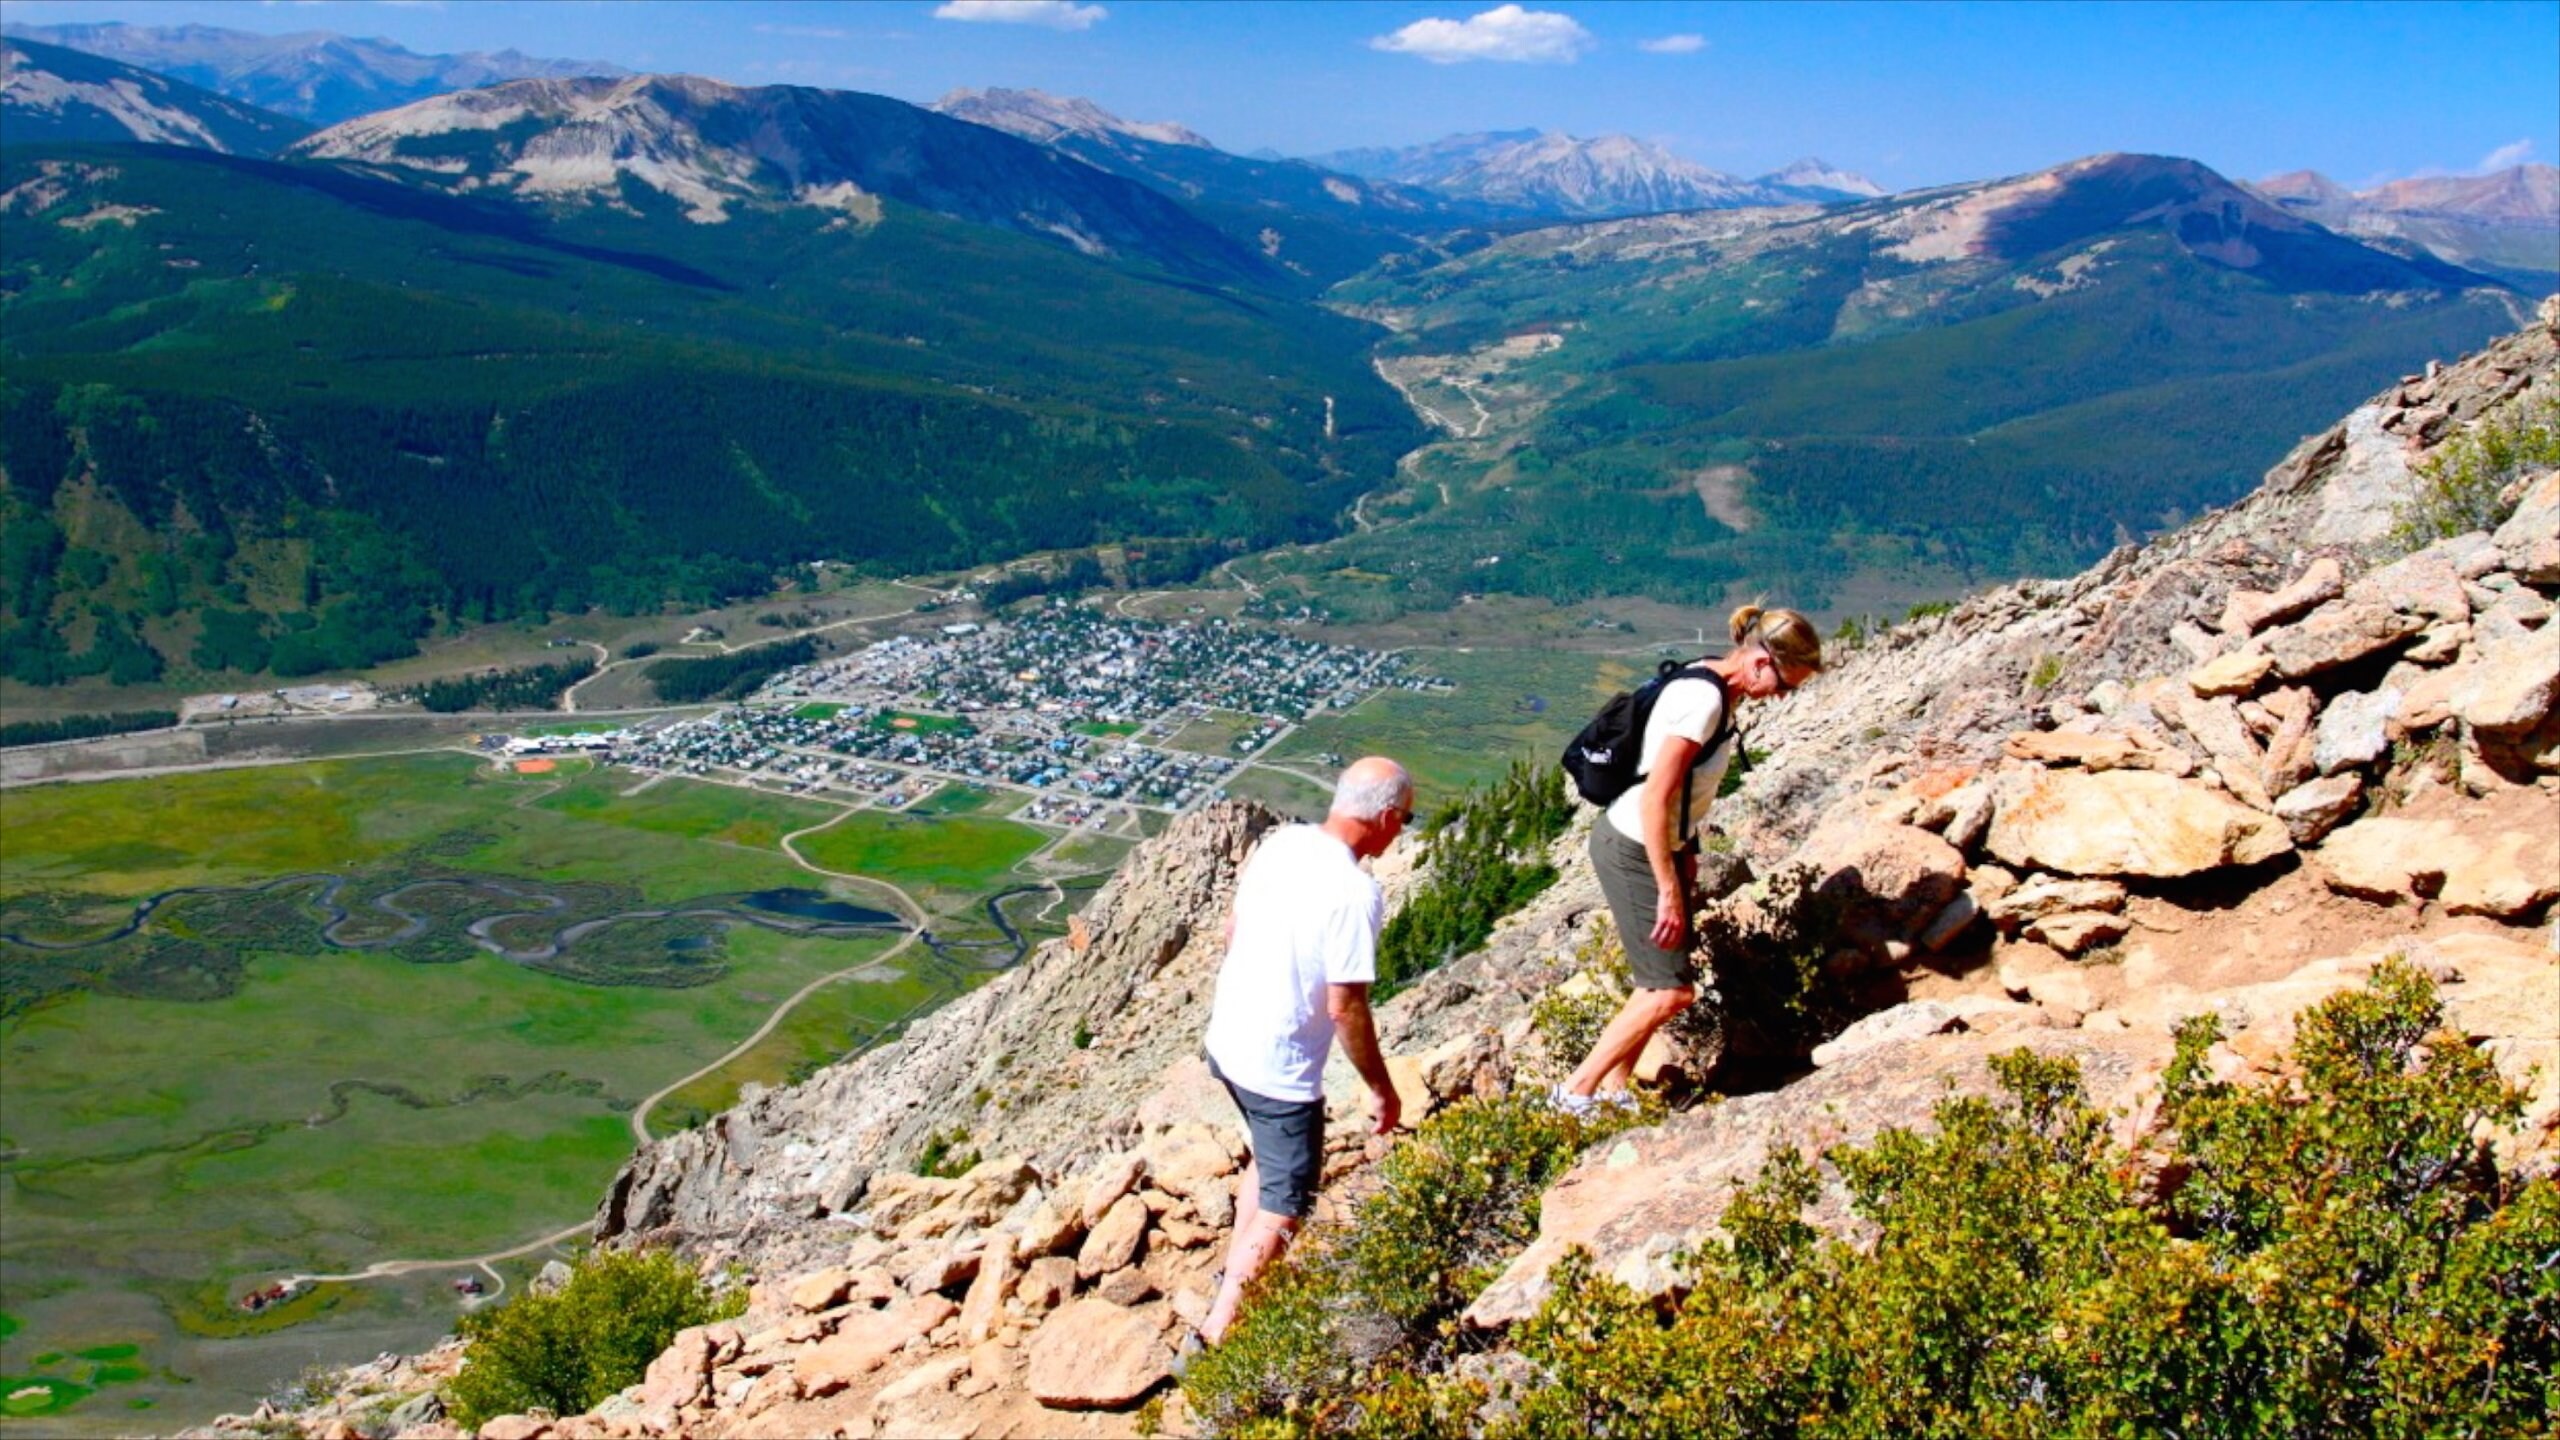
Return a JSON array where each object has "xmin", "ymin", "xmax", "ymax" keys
[{"xmin": 1560, "ymin": 660, "xmax": 1732, "ymax": 832}]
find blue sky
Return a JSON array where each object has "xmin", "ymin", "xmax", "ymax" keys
[{"xmin": 3, "ymin": 0, "xmax": 2554, "ymax": 189}]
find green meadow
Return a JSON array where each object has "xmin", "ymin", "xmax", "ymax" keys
[
  {"xmin": 792, "ymin": 811, "xmax": 1049, "ymax": 912},
  {"xmin": 0, "ymin": 751, "xmax": 1054, "ymax": 1429},
  {"xmin": 1268, "ymin": 646, "xmax": 1634, "ymax": 800}
]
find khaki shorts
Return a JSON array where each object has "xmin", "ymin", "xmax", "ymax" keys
[{"xmin": 1590, "ymin": 821, "xmax": 1699, "ymax": 991}]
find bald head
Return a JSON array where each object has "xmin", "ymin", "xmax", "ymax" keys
[{"xmin": 1330, "ymin": 756, "xmax": 1412, "ymax": 823}]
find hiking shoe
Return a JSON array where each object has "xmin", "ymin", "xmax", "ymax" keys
[
  {"xmin": 1595, "ymin": 1088, "xmax": 1642, "ymax": 1113},
  {"xmin": 1171, "ymin": 1327, "xmax": 1207, "ymax": 1379},
  {"xmin": 1546, "ymin": 1085, "xmax": 1602, "ymax": 1119}
]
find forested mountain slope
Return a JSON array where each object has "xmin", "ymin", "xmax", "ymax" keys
[
  {"xmin": 1289, "ymin": 153, "xmax": 2527, "ymax": 621},
  {"xmin": 0, "ymin": 137, "xmax": 1418, "ymax": 686}
]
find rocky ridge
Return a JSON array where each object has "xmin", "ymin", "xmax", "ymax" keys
[{"xmin": 207, "ymin": 300, "xmax": 2559, "ymax": 1439}]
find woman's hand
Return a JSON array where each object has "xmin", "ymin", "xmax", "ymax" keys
[{"xmin": 1651, "ymin": 882, "xmax": 1688, "ymax": 950}]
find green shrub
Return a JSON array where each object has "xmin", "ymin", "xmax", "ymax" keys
[
  {"xmin": 2026, "ymin": 652, "xmax": 2065, "ymax": 691},
  {"xmin": 1525, "ymin": 919, "xmax": 1631, "ymax": 1084},
  {"xmin": 1335, "ymin": 961, "xmax": 2554, "ymax": 1439},
  {"xmin": 1904, "ymin": 599, "xmax": 1954, "ymax": 622},
  {"xmin": 1180, "ymin": 1092, "xmax": 1643, "ymax": 1434},
  {"xmin": 2387, "ymin": 383, "xmax": 2560, "ymax": 554},
  {"xmin": 445, "ymin": 1248, "xmax": 742, "ymax": 1428},
  {"xmin": 914, "ymin": 1126, "xmax": 978, "ymax": 1179}
]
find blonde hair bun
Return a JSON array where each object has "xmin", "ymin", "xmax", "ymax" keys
[{"xmin": 1729, "ymin": 603, "xmax": 1823, "ymax": 673}]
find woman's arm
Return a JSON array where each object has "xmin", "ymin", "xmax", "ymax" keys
[{"xmin": 1638, "ymin": 733, "xmax": 1703, "ymax": 949}]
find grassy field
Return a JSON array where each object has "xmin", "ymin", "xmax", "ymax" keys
[
  {"xmin": 1221, "ymin": 765, "xmax": 1334, "ymax": 822},
  {"xmin": 873, "ymin": 710, "xmax": 972, "ymax": 735},
  {"xmin": 1265, "ymin": 646, "xmax": 1635, "ymax": 801},
  {"xmin": 792, "ymin": 811, "xmax": 1048, "ymax": 912},
  {"xmin": 0, "ymin": 751, "xmax": 1060, "ymax": 1430},
  {"xmin": 1161, "ymin": 708, "xmax": 1270, "ymax": 757}
]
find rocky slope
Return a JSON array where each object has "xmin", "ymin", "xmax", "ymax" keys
[{"xmin": 209, "ymin": 301, "xmax": 2559, "ymax": 1439}]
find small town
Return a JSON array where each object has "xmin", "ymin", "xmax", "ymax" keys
[{"xmin": 489, "ymin": 608, "xmax": 1441, "ymax": 830}]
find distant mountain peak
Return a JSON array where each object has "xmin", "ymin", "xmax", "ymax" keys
[
  {"xmin": 1761, "ymin": 156, "xmax": 1885, "ymax": 198},
  {"xmin": 1, "ymin": 19, "xmax": 623, "ymax": 124},
  {"xmin": 931, "ymin": 87, "xmax": 1213, "ymax": 150},
  {"xmin": 1, "ymin": 34, "xmax": 311, "ymax": 155}
]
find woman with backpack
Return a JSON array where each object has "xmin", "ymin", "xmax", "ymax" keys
[{"xmin": 1553, "ymin": 604, "xmax": 1823, "ymax": 1115}]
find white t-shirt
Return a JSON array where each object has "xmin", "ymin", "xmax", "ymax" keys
[
  {"xmin": 1603, "ymin": 675, "xmax": 1735, "ymax": 849},
  {"xmin": 1202, "ymin": 824, "xmax": 1384, "ymax": 1103}
]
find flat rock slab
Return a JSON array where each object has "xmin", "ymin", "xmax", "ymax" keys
[
  {"xmin": 2317, "ymin": 815, "xmax": 2560, "ymax": 918},
  {"xmin": 1987, "ymin": 768, "xmax": 2291, "ymax": 878},
  {"xmin": 794, "ymin": 1295, "xmax": 957, "ymax": 1396}
]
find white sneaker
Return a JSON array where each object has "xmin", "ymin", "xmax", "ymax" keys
[
  {"xmin": 1546, "ymin": 1085, "xmax": 1602, "ymax": 1119},
  {"xmin": 1594, "ymin": 1089, "xmax": 1641, "ymax": 1113}
]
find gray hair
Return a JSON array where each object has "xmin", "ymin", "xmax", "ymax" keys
[{"xmin": 1330, "ymin": 757, "xmax": 1412, "ymax": 822}]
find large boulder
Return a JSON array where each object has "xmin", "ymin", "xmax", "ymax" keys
[
  {"xmin": 2261, "ymin": 601, "xmax": 2425, "ymax": 680},
  {"xmin": 1076, "ymin": 1192, "xmax": 1150, "ymax": 1280},
  {"xmin": 2494, "ymin": 470, "xmax": 2560, "ymax": 583},
  {"xmin": 1796, "ymin": 819, "xmax": 1967, "ymax": 938},
  {"xmin": 1986, "ymin": 769, "xmax": 2292, "ymax": 878},
  {"xmin": 2451, "ymin": 625, "xmax": 2559, "ymax": 735},
  {"xmin": 2317, "ymin": 814, "xmax": 2560, "ymax": 918},
  {"xmin": 1023, "ymin": 1298, "xmax": 1172, "ymax": 1410}
]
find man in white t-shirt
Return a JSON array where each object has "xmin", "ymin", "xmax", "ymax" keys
[{"xmin": 1196, "ymin": 755, "xmax": 1411, "ymax": 1346}]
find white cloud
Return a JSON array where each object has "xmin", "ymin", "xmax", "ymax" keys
[
  {"xmin": 1639, "ymin": 33, "xmax": 1706, "ymax": 54},
  {"xmin": 930, "ymin": 0, "xmax": 1106, "ymax": 31},
  {"xmin": 2476, "ymin": 138, "xmax": 2535, "ymax": 172},
  {"xmin": 1370, "ymin": 5, "xmax": 1594, "ymax": 65}
]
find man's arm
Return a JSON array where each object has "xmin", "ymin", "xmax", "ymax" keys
[{"xmin": 1327, "ymin": 982, "xmax": 1400, "ymax": 1134}]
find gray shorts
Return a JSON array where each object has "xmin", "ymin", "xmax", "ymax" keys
[
  {"xmin": 1591, "ymin": 822, "xmax": 1700, "ymax": 992},
  {"xmin": 1208, "ymin": 1054, "xmax": 1324, "ymax": 1220}
]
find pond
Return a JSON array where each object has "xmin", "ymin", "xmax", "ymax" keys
[{"xmin": 740, "ymin": 888, "xmax": 898, "ymax": 925}]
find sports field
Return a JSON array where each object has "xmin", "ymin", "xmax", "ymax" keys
[{"xmin": 0, "ymin": 751, "xmax": 1052, "ymax": 1431}]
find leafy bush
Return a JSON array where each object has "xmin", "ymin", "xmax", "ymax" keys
[
  {"xmin": 445, "ymin": 1248, "xmax": 742, "ymax": 1428},
  {"xmin": 1375, "ymin": 760, "xmax": 1575, "ymax": 998},
  {"xmin": 913, "ymin": 1126, "xmax": 978, "ymax": 1179},
  {"xmin": 1314, "ymin": 961, "xmax": 2553, "ymax": 1439},
  {"xmin": 1180, "ymin": 1092, "xmax": 1644, "ymax": 1434},
  {"xmin": 1525, "ymin": 919, "xmax": 1632, "ymax": 1084},
  {"xmin": 2387, "ymin": 382, "xmax": 2560, "ymax": 554}
]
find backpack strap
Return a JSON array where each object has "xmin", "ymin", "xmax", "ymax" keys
[{"xmin": 1638, "ymin": 663, "xmax": 1729, "ymax": 850}]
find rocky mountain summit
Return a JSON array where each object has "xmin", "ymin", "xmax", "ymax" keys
[
  {"xmin": 932, "ymin": 87, "xmax": 1214, "ymax": 152},
  {"xmin": 204, "ymin": 300, "xmax": 2558, "ymax": 1439},
  {"xmin": 290, "ymin": 74, "xmax": 1269, "ymax": 284}
]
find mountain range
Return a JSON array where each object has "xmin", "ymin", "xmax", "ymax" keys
[
  {"xmin": 1, "ymin": 19, "xmax": 621, "ymax": 125},
  {"xmin": 1291, "ymin": 151, "xmax": 2519, "ymax": 620},
  {"xmin": 0, "ymin": 35, "xmax": 311, "ymax": 154},
  {"xmin": 1310, "ymin": 129, "xmax": 1885, "ymax": 216},
  {"xmin": 2250, "ymin": 164, "xmax": 2560, "ymax": 284},
  {"xmin": 0, "ymin": 19, "xmax": 2544, "ymax": 698}
]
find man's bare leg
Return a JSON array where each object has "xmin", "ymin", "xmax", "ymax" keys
[{"xmin": 1202, "ymin": 1158, "xmax": 1298, "ymax": 1344}]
